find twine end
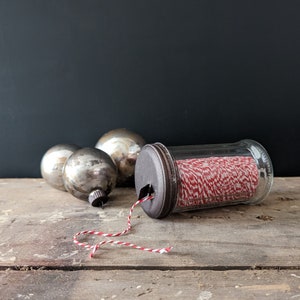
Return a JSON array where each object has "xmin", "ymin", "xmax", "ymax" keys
[
  {"xmin": 159, "ymin": 246, "xmax": 173, "ymax": 254},
  {"xmin": 89, "ymin": 245, "xmax": 98, "ymax": 258}
]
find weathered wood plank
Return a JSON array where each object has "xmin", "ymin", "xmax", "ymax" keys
[
  {"xmin": 1, "ymin": 269, "xmax": 300, "ymax": 299},
  {"xmin": 0, "ymin": 178, "xmax": 299, "ymax": 268}
]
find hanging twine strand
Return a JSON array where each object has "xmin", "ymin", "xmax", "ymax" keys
[{"xmin": 73, "ymin": 194, "xmax": 173, "ymax": 258}]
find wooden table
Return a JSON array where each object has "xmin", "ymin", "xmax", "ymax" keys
[{"xmin": 0, "ymin": 178, "xmax": 299, "ymax": 299}]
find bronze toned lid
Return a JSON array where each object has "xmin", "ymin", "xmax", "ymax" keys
[{"xmin": 134, "ymin": 143, "xmax": 178, "ymax": 219}]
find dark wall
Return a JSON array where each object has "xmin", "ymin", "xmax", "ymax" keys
[{"xmin": 0, "ymin": 1, "xmax": 299, "ymax": 177}]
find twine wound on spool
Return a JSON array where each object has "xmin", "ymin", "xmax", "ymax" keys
[
  {"xmin": 176, "ymin": 156, "xmax": 259, "ymax": 208},
  {"xmin": 73, "ymin": 194, "xmax": 173, "ymax": 258}
]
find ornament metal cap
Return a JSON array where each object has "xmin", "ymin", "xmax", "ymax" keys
[{"xmin": 88, "ymin": 189, "xmax": 108, "ymax": 207}]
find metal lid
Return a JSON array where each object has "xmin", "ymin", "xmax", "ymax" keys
[
  {"xmin": 88, "ymin": 189, "xmax": 108, "ymax": 207},
  {"xmin": 134, "ymin": 143, "xmax": 178, "ymax": 219}
]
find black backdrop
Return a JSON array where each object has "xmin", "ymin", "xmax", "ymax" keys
[{"xmin": 0, "ymin": 1, "xmax": 299, "ymax": 177}]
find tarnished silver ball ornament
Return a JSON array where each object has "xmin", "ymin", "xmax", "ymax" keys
[
  {"xmin": 63, "ymin": 147, "xmax": 117, "ymax": 207},
  {"xmin": 40, "ymin": 144, "xmax": 80, "ymax": 191},
  {"xmin": 95, "ymin": 128, "xmax": 146, "ymax": 186}
]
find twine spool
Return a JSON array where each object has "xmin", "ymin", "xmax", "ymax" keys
[
  {"xmin": 176, "ymin": 156, "xmax": 259, "ymax": 208},
  {"xmin": 135, "ymin": 140, "xmax": 273, "ymax": 219}
]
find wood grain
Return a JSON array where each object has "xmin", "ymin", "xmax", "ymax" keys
[
  {"xmin": 1, "ymin": 269, "xmax": 300, "ymax": 300},
  {"xmin": 0, "ymin": 178, "xmax": 299, "ymax": 299}
]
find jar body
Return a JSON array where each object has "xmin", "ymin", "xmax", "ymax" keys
[
  {"xmin": 169, "ymin": 139, "xmax": 273, "ymax": 213},
  {"xmin": 134, "ymin": 139, "xmax": 273, "ymax": 219}
]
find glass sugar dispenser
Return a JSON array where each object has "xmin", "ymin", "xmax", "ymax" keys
[{"xmin": 134, "ymin": 139, "xmax": 273, "ymax": 219}]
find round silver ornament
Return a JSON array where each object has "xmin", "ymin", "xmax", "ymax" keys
[
  {"xmin": 95, "ymin": 128, "xmax": 145, "ymax": 186},
  {"xmin": 40, "ymin": 144, "xmax": 80, "ymax": 191},
  {"xmin": 63, "ymin": 147, "xmax": 117, "ymax": 207}
]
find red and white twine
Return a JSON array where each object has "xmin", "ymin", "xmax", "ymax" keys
[
  {"xmin": 175, "ymin": 156, "xmax": 259, "ymax": 208},
  {"xmin": 73, "ymin": 195, "xmax": 173, "ymax": 258}
]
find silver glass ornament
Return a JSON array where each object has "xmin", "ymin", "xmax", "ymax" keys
[
  {"xmin": 95, "ymin": 128, "xmax": 146, "ymax": 186},
  {"xmin": 40, "ymin": 144, "xmax": 80, "ymax": 191},
  {"xmin": 63, "ymin": 147, "xmax": 117, "ymax": 207}
]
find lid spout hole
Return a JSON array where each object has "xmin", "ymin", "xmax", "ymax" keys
[{"xmin": 138, "ymin": 184, "xmax": 154, "ymax": 200}]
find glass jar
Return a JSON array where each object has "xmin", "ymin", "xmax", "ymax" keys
[{"xmin": 134, "ymin": 139, "xmax": 273, "ymax": 219}]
